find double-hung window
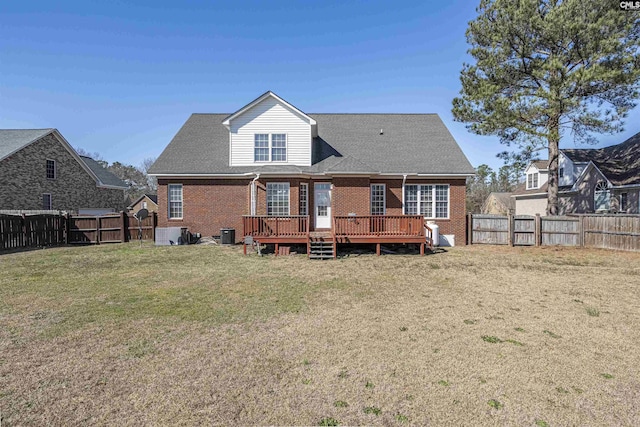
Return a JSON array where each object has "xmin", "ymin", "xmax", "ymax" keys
[
  {"xmin": 526, "ymin": 173, "xmax": 539, "ymax": 189},
  {"xmin": 620, "ymin": 192, "xmax": 628, "ymax": 212},
  {"xmin": 254, "ymin": 134, "xmax": 270, "ymax": 162},
  {"xmin": 370, "ymin": 184, "xmax": 386, "ymax": 215},
  {"xmin": 46, "ymin": 159, "xmax": 56, "ymax": 179},
  {"xmin": 168, "ymin": 184, "xmax": 183, "ymax": 219},
  {"xmin": 404, "ymin": 184, "xmax": 449, "ymax": 218},
  {"xmin": 267, "ymin": 183, "xmax": 290, "ymax": 216},
  {"xmin": 254, "ymin": 134, "xmax": 287, "ymax": 162}
]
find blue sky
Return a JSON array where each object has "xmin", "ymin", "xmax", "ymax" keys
[{"xmin": 1, "ymin": 0, "xmax": 639, "ymax": 172}]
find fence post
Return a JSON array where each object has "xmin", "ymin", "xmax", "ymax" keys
[
  {"xmin": 508, "ymin": 214, "xmax": 513, "ymax": 246},
  {"xmin": 467, "ymin": 213, "xmax": 473, "ymax": 245},
  {"xmin": 121, "ymin": 211, "xmax": 127, "ymax": 243},
  {"xmin": 579, "ymin": 215, "xmax": 584, "ymax": 247},
  {"xmin": 535, "ymin": 214, "xmax": 541, "ymax": 246},
  {"xmin": 96, "ymin": 216, "xmax": 101, "ymax": 245},
  {"xmin": 21, "ymin": 214, "xmax": 27, "ymax": 247}
]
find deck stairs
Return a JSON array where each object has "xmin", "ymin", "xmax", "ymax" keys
[{"xmin": 308, "ymin": 232, "xmax": 334, "ymax": 259}]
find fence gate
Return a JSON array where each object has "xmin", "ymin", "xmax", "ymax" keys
[
  {"xmin": 513, "ymin": 216, "xmax": 536, "ymax": 246},
  {"xmin": 470, "ymin": 215, "xmax": 509, "ymax": 244}
]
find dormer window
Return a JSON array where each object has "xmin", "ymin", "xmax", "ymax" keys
[
  {"xmin": 526, "ymin": 172, "xmax": 539, "ymax": 189},
  {"xmin": 254, "ymin": 133, "xmax": 287, "ymax": 162}
]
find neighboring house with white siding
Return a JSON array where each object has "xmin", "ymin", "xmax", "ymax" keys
[
  {"xmin": 0, "ymin": 129, "xmax": 128, "ymax": 214},
  {"xmin": 513, "ymin": 132, "xmax": 640, "ymax": 215},
  {"xmin": 149, "ymin": 91, "xmax": 475, "ymax": 253}
]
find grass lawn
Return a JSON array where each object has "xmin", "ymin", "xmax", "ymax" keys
[{"xmin": 1, "ymin": 243, "xmax": 640, "ymax": 426}]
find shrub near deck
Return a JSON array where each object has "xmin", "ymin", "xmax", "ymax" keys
[{"xmin": 1, "ymin": 244, "xmax": 639, "ymax": 425}]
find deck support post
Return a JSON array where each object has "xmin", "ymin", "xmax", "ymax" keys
[
  {"xmin": 376, "ymin": 243, "xmax": 381, "ymax": 256},
  {"xmin": 243, "ymin": 243, "xmax": 247, "ymax": 255},
  {"xmin": 275, "ymin": 242, "xmax": 279, "ymax": 256},
  {"xmin": 420, "ymin": 242, "xmax": 424, "ymax": 255}
]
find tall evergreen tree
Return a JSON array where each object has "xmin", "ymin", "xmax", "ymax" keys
[{"xmin": 453, "ymin": 0, "xmax": 640, "ymax": 214}]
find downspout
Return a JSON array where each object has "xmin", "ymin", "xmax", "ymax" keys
[{"xmin": 251, "ymin": 173, "xmax": 260, "ymax": 216}]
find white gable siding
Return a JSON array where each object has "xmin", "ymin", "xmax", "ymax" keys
[{"xmin": 229, "ymin": 96, "xmax": 312, "ymax": 166}]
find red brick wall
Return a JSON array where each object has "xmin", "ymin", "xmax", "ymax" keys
[
  {"xmin": 157, "ymin": 176, "xmax": 467, "ymax": 245},
  {"xmin": 332, "ymin": 177, "xmax": 370, "ymax": 216},
  {"xmin": 157, "ymin": 179, "xmax": 250, "ymax": 242},
  {"xmin": 370, "ymin": 178, "xmax": 467, "ymax": 244}
]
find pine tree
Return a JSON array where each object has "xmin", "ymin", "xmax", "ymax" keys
[{"xmin": 452, "ymin": 0, "xmax": 640, "ymax": 214}]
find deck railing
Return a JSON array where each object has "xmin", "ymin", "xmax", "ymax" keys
[
  {"xmin": 243, "ymin": 215, "xmax": 309, "ymax": 238},
  {"xmin": 334, "ymin": 215, "xmax": 425, "ymax": 237}
]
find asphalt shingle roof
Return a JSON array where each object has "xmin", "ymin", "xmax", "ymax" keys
[
  {"xmin": 79, "ymin": 156, "xmax": 128, "ymax": 189},
  {"xmin": 149, "ymin": 113, "xmax": 474, "ymax": 176},
  {"xmin": 0, "ymin": 129, "xmax": 54, "ymax": 161},
  {"xmin": 562, "ymin": 131, "xmax": 640, "ymax": 186}
]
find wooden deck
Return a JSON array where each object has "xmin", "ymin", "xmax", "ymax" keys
[{"xmin": 243, "ymin": 215, "xmax": 434, "ymax": 257}]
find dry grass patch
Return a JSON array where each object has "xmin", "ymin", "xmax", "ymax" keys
[{"xmin": 1, "ymin": 243, "xmax": 640, "ymax": 425}]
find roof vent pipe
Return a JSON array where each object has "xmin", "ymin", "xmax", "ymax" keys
[{"xmin": 380, "ymin": 129, "xmax": 384, "ymax": 135}]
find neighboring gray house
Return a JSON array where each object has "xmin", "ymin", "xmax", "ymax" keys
[
  {"xmin": 0, "ymin": 129, "xmax": 128, "ymax": 214},
  {"xmin": 513, "ymin": 132, "xmax": 640, "ymax": 215}
]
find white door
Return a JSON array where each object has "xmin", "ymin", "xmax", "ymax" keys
[{"xmin": 314, "ymin": 183, "xmax": 331, "ymax": 229}]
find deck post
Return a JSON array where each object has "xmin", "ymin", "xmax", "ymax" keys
[
  {"xmin": 275, "ymin": 242, "xmax": 279, "ymax": 256},
  {"xmin": 420, "ymin": 242, "xmax": 424, "ymax": 255},
  {"xmin": 243, "ymin": 242, "xmax": 247, "ymax": 255},
  {"xmin": 376, "ymin": 243, "xmax": 381, "ymax": 256}
]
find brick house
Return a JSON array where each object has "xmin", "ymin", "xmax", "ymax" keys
[
  {"xmin": 149, "ymin": 92, "xmax": 474, "ymax": 255},
  {"xmin": 0, "ymin": 129, "xmax": 127, "ymax": 214},
  {"xmin": 513, "ymin": 132, "xmax": 640, "ymax": 216}
]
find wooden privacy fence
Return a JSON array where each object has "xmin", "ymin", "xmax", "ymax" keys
[
  {"xmin": 468, "ymin": 213, "xmax": 639, "ymax": 252},
  {"xmin": 68, "ymin": 212, "xmax": 157, "ymax": 244},
  {"xmin": 582, "ymin": 215, "xmax": 640, "ymax": 252},
  {"xmin": 1, "ymin": 212, "xmax": 157, "ymax": 251},
  {"xmin": 0, "ymin": 214, "xmax": 66, "ymax": 250}
]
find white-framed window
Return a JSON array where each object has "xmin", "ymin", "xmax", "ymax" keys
[
  {"xmin": 619, "ymin": 192, "xmax": 628, "ymax": 212},
  {"xmin": 371, "ymin": 184, "xmax": 386, "ymax": 215},
  {"xmin": 142, "ymin": 201, "xmax": 148, "ymax": 209},
  {"xmin": 271, "ymin": 134, "xmax": 287, "ymax": 162},
  {"xmin": 46, "ymin": 159, "xmax": 56, "ymax": 179},
  {"xmin": 559, "ymin": 167, "xmax": 564, "ymax": 178},
  {"xmin": 404, "ymin": 184, "xmax": 449, "ymax": 219},
  {"xmin": 254, "ymin": 134, "xmax": 269, "ymax": 162},
  {"xmin": 254, "ymin": 133, "xmax": 287, "ymax": 162},
  {"xmin": 299, "ymin": 183, "xmax": 308, "ymax": 216},
  {"xmin": 42, "ymin": 193, "xmax": 52, "ymax": 210},
  {"xmin": 168, "ymin": 184, "xmax": 183, "ymax": 219},
  {"xmin": 267, "ymin": 183, "xmax": 290, "ymax": 216},
  {"xmin": 594, "ymin": 181, "xmax": 610, "ymax": 211},
  {"xmin": 526, "ymin": 172, "xmax": 539, "ymax": 189}
]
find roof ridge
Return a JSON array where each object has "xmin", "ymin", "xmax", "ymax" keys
[{"xmin": 0, "ymin": 128, "xmax": 54, "ymax": 131}]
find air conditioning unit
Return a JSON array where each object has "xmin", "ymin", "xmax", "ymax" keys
[{"xmin": 155, "ymin": 227, "xmax": 188, "ymax": 246}]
